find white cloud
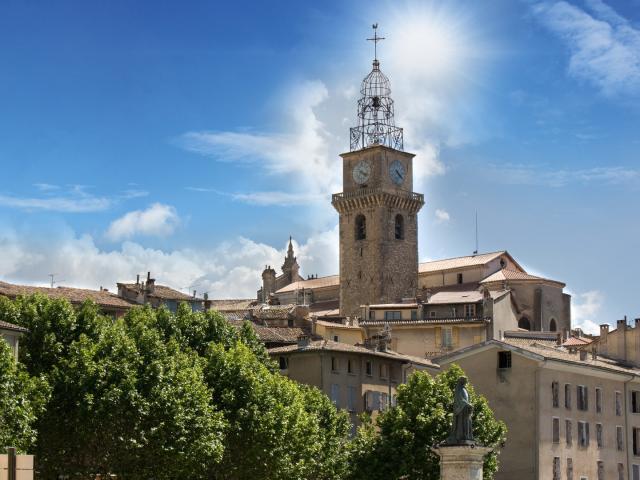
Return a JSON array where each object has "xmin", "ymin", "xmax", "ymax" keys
[
  {"xmin": 230, "ymin": 191, "xmax": 326, "ymax": 207},
  {"xmin": 531, "ymin": 0, "xmax": 640, "ymax": 96},
  {"xmin": 572, "ymin": 290, "xmax": 605, "ymax": 334},
  {"xmin": 0, "ymin": 226, "xmax": 339, "ymax": 300},
  {"xmin": 106, "ymin": 203, "xmax": 180, "ymax": 241},
  {"xmin": 488, "ymin": 163, "xmax": 639, "ymax": 187},
  {"xmin": 435, "ymin": 209, "xmax": 450, "ymax": 223},
  {"xmin": 0, "ymin": 194, "xmax": 111, "ymax": 212}
]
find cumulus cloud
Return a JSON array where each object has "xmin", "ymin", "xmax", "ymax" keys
[
  {"xmin": 435, "ymin": 209, "xmax": 451, "ymax": 223},
  {"xmin": 572, "ymin": 290, "xmax": 605, "ymax": 334},
  {"xmin": 0, "ymin": 226, "xmax": 339, "ymax": 300},
  {"xmin": 106, "ymin": 203, "xmax": 180, "ymax": 241},
  {"xmin": 530, "ymin": 0, "xmax": 640, "ymax": 96}
]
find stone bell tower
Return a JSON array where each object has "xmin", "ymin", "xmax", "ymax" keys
[{"xmin": 332, "ymin": 25, "xmax": 424, "ymax": 318}]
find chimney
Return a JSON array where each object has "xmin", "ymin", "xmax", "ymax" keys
[
  {"xmin": 136, "ymin": 274, "xmax": 140, "ymax": 285},
  {"xmin": 147, "ymin": 271, "xmax": 151, "ymax": 281},
  {"xmin": 600, "ymin": 324, "xmax": 610, "ymax": 336},
  {"xmin": 193, "ymin": 290, "xmax": 197, "ymax": 298},
  {"xmin": 617, "ymin": 318, "xmax": 627, "ymax": 331},
  {"xmin": 297, "ymin": 334, "xmax": 310, "ymax": 349},
  {"xmin": 556, "ymin": 333, "xmax": 563, "ymax": 346},
  {"xmin": 203, "ymin": 292, "xmax": 208, "ymax": 301},
  {"xmin": 635, "ymin": 318, "xmax": 640, "ymax": 328},
  {"xmin": 562, "ymin": 328, "xmax": 569, "ymax": 342},
  {"xmin": 146, "ymin": 273, "xmax": 155, "ymax": 293},
  {"xmin": 579, "ymin": 350, "xmax": 588, "ymax": 361}
]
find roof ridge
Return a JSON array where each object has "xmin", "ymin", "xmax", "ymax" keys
[{"xmin": 419, "ymin": 251, "xmax": 506, "ymax": 265}]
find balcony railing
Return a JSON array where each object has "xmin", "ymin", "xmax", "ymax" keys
[{"xmin": 332, "ymin": 188, "xmax": 424, "ymax": 203}]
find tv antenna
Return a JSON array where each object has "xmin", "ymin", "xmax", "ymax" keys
[
  {"xmin": 48, "ymin": 273, "xmax": 57, "ymax": 288},
  {"xmin": 473, "ymin": 211, "xmax": 479, "ymax": 255}
]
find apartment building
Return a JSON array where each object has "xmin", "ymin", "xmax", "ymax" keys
[{"xmin": 436, "ymin": 337, "xmax": 640, "ymax": 480}]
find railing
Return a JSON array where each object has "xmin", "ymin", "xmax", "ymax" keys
[{"xmin": 332, "ymin": 188, "xmax": 424, "ymax": 203}]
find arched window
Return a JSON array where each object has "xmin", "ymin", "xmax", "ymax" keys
[
  {"xmin": 518, "ymin": 317, "xmax": 531, "ymax": 331},
  {"xmin": 355, "ymin": 214, "xmax": 366, "ymax": 240},
  {"xmin": 394, "ymin": 214, "xmax": 404, "ymax": 240},
  {"xmin": 549, "ymin": 318, "xmax": 557, "ymax": 332}
]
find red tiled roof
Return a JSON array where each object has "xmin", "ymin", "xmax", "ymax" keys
[
  {"xmin": 275, "ymin": 275, "xmax": 340, "ymax": 293},
  {"xmin": 419, "ymin": 251, "xmax": 509, "ymax": 274},
  {"xmin": 480, "ymin": 269, "xmax": 565, "ymax": 287},
  {"xmin": 0, "ymin": 319, "xmax": 28, "ymax": 333},
  {"xmin": 0, "ymin": 281, "xmax": 134, "ymax": 309},
  {"xmin": 120, "ymin": 283, "xmax": 200, "ymax": 301}
]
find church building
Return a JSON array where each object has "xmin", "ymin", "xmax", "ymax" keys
[{"xmin": 255, "ymin": 29, "xmax": 571, "ymax": 360}]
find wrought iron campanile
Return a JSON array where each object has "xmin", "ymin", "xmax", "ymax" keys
[{"xmin": 350, "ymin": 24, "xmax": 404, "ymax": 151}]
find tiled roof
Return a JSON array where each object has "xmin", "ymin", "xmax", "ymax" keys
[
  {"xmin": 0, "ymin": 281, "xmax": 134, "ymax": 309},
  {"xmin": 227, "ymin": 318, "xmax": 317, "ymax": 344},
  {"xmin": 361, "ymin": 317, "xmax": 489, "ymax": 326},
  {"xmin": 268, "ymin": 339, "xmax": 437, "ymax": 368},
  {"xmin": 436, "ymin": 338, "xmax": 640, "ymax": 376},
  {"xmin": 314, "ymin": 319, "xmax": 361, "ymax": 330},
  {"xmin": 426, "ymin": 289, "xmax": 483, "ymax": 305},
  {"xmin": 275, "ymin": 275, "xmax": 340, "ymax": 293},
  {"xmin": 209, "ymin": 299, "xmax": 256, "ymax": 312},
  {"xmin": 0, "ymin": 319, "xmax": 28, "ymax": 333},
  {"xmin": 419, "ymin": 251, "xmax": 507, "ymax": 274},
  {"xmin": 309, "ymin": 299, "xmax": 340, "ymax": 312},
  {"xmin": 119, "ymin": 283, "xmax": 201, "ymax": 301},
  {"xmin": 563, "ymin": 336, "xmax": 593, "ymax": 347},
  {"xmin": 480, "ymin": 268, "xmax": 565, "ymax": 287},
  {"xmin": 252, "ymin": 304, "xmax": 297, "ymax": 321}
]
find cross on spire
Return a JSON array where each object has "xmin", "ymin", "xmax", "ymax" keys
[{"xmin": 366, "ymin": 23, "xmax": 385, "ymax": 61}]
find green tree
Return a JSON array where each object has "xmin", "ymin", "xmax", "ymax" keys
[
  {"xmin": 203, "ymin": 343, "xmax": 351, "ymax": 480},
  {"xmin": 349, "ymin": 364, "xmax": 506, "ymax": 480},
  {"xmin": 0, "ymin": 339, "xmax": 49, "ymax": 452}
]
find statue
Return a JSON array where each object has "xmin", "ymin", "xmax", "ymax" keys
[{"xmin": 446, "ymin": 377, "xmax": 475, "ymax": 445}]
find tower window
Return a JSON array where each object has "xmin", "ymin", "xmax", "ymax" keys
[
  {"xmin": 457, "ymin": 273, "xmax": 463, "ymax": 284},
  {"xmin": 519, "ymin": 317, "xmax": 531, "ymax": 331},
  {"xmin": 355, "ymin": 214, "xmax": 366, "ymax": 240},
  {"xmin": 549, "ymin": 318, "xmax": 557, "ymax": 332},
  {"xmin": 394, "ymin": 214, "xmax": 404, "ymax": 240}
]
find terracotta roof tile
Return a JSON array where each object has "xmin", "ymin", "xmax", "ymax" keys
[
  {"xmin": 0, "ymin": 319, "xmax": 28, "ymax": 333},
  {"xmin": 275, "ymin": 275, "xmax": 340, "ymax": 293},
  {"xmin": 0, "ymin": 281, "xmax": 134, "ymax": 309},
  {"xmin": 419, "ymin": 251, "xmax": 507, "ymax": 274},
  {"xmin": 480, "ymin": 268, "xmax": 565, "ymax": 287},
  {"xmin": 268, "ymin": 339, "xmax": 437, "ymax": 368},
  {"xmin": 209, "ymin": 299, "xmax": 256, "ymax": 312},
  {"xmin": 120, "ymin": 283, "xmax": 200, "ymax": 301}
]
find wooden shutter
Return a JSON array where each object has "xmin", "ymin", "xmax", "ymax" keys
[
  {"xmin": 435, "ymin": 327, "xmax": 442, "ymax": 347},
  {"xmin": 452, "ymin": 327, "xmax": 460, "ymax": 347}
]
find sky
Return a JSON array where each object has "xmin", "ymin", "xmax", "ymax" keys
[{"xmin": 0, "ymin": 0, "xmax": 638, "ymax": 333}]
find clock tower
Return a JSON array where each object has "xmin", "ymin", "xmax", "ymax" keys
[{"xmin": 332, "ymin": 25, "xmax": 424, "ymax": 318}]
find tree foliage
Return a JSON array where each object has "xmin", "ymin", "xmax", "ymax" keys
[{"xmin": 348, "ymin": 364, "xmax": 507, "ymax": 480}]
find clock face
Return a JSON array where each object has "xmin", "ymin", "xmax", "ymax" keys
[
  {"xmin": 352, "ymin": 160, "xmax": 372, "ymax": 185},
  {"xmin": 389, "ymin": 160, "xmax": 406, "ymax": 185}
]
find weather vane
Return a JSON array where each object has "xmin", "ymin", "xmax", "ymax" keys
[{"xmin": 367, "ymin": 23, "xmax": 385, "ymax": 61}]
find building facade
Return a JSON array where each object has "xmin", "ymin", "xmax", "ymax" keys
[{"xmin": 436, "ymin": 338, "xmax": 640, "ymax": 480}]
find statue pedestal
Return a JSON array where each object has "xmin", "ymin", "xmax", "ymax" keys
[{"xmin": 432, "ymin": 445, "xmax": 492, "ymax": 480}]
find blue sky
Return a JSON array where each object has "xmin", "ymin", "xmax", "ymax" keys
[{"xmin": 0, "ymin": 0, "xmax": 638, "ymax": 332}]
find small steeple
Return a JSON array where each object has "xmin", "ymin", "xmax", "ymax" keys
[{"xmin": 282, "ymin": 236, "xmax": 300, "ymax": 284}]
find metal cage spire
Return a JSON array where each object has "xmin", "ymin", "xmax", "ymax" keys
[{"xmin": 350, "ymin": 24, "xmax": 404, "ymax": 151}]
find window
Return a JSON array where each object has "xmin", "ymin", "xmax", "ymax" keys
[
  {"xmin": 380, "ymin": 392, "xmax": 389, "ymax": 411},
  {"xmin": 347, "ymin": 386, "xmax": 356, "ymax": 412},
  {"xmin": 566, "ymin": 419, "xmax": 573, "ymax": 446},
  {"xmin": 616, "ymin": 391, "xmax": 623, "ymax": 416},
  {"xmin": 618, "ymin": 463, "xmax": 624, "ymax": 480},
  {"xmin": 464, "ymin": 304, "xmax": 476, "ymax": 318},
  {"xmin": 365, "ymin": 391, "xmax": 380, "ymax": 412},
  {"xmin": 553, "ymin": 457, "xmax": 561, "ymax": 480},
  {"xmin": 442, "ymin": 327, "xmax": 453, "ymax": 348},
  {"xmin": 385, "ymin": 311, "xmax": 401, "ymax": 321},
  {"xmin": 577, "ymin": 385, "xmax": 589, "ymax": 411},
  {"xmin": 552, "ymin": 382, "xmax": 560, "ymax": 408},
  {"xmin": 411, "ymin": 309, "xmax": 417, "ymax": 321},
  {"xmin": 617, "ymin": 426, "xmax": 624, "ymax": 451},
  {"xmin": 451, "ymin": 307, "xmax": 457, "ymax": 317},
  {"xmin": 549, "ymin": 318, "xmax": 557, "ymax": 332},
  {"xmin": 552, "ymin": 417, "xmax": 560, "ymax": 443},
  {"xmin": 394, "ymin": 214, "xmax": 404, "ymax": 240},
  {"xmin": 333, "ymin": 335, "xmax": 340, "ymax": 342},
  {"xmin": 369, "ymin": 310, "xmax": 375, "ymax": 320},
  {"xmin": 632, "ymin": 390, "xmax": 640, "ymax": 413},
  {"xmin": 429, "ymin": 310, "xmax": 436, "ymax": 318},
  {"xmin": 279, "ymin": 356, "xmax": 288, "ymax": 370},
  {"xmin": 379, "ymin": 363, "xmax": 389, "ymax": 379},
  {"xmin": 347, "ymin": 359, "xmax": 353, "ymax": 374},
  {"xmin": 567, "ymin": 458, "xmax": 573, "ymax": 480},
  {"xmin": 635, "ymin": 465, "xmax": 640, "ymax": 480},
  {"xmin": 565, "ymin": 384, "xmax": 572, "ymax": 409},
  {"xmin": 330, "ymin": 384, "xmax": 340, "ymax": 406},
  {"xmin": 457, "ymin": 273, "xmax": 463, "ymax": 284},
  {"xmin": 518, "ymin": 316, "xmax": 531, "ymax": 330},
  {"xmin": 578, "ymin": 421, "xmax": 590, "ymax": 447},
  {"xmin": 331, "ymin": 356, "xmax": 339, "ymax": 372},
  {"xmin": 596, "ymin": 388, "xmax": 602, "ymax": 413},
  {"xmin": 596, "ymin": 423, "xmax": 603, "ymax": 448},
  {"xmin": 365, "ymin": 360, "xmax": 372, "ymax": 376},
  {"xmin": 597, "ymin": 461, "xmax": 604, "ymax": 480},
  {"xmin": 355, "ymin": 214, "xmax": 366, "ymax": 240},
  {"xmin": 498, "ymin": 351, "xmax": 512, "ymax": 369},
  {"xmin": 634, "ymin": 427, "xmax": 640, "ymax": 456}
]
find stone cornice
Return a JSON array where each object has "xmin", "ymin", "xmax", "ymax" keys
[{"xmin": 332, "ymin": 187, "xmax": 424, "ymax": 214}]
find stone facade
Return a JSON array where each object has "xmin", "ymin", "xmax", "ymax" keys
[
  {"xmin": 333, "ymin": 145, "xmax": 423, "ymax": 318},
  {"xmin": 593, "ymin": 317, "xmax": 640, "ymax": 367}
]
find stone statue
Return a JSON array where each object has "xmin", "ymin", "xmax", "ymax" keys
[{"xmin": 446, "ymin": 376, "xmax": 474, "ymax": 445}]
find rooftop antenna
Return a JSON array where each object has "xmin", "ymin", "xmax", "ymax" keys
[
  {"xmin": 48, "ymin": 273, "xmax": 57, "ymax": 288},
  {"xmin": 473, "ymin": 211, "xmax": 479, "ymax": 255}
]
